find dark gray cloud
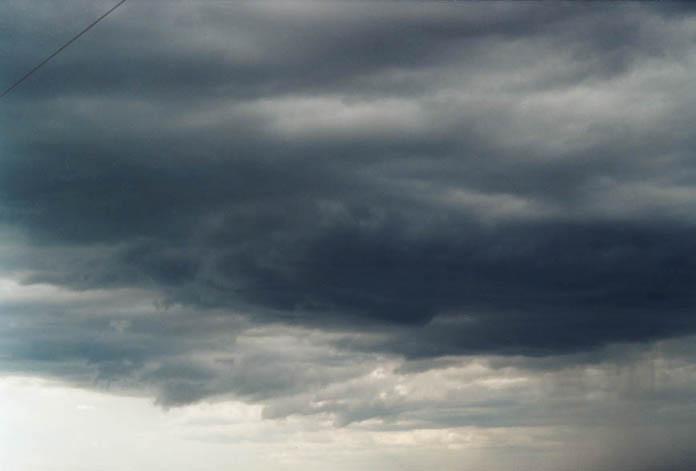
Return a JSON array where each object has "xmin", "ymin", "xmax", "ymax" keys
[{"xmin": 2, "ymin": 1, "xmax": 696, "ymax": 435}]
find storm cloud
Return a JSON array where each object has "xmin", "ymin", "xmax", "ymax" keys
[{"xmin": 1, "ymin": 2, "xmax": 696, "ymax": 469}]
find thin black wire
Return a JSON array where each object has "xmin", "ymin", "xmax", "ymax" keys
[{"xmin": 0, "ymin": 0, "xmax": 127, "ymax": 98}]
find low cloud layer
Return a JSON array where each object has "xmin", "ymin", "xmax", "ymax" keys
[{"xmin": 1, "ymin": 2, "xmax": 696, "ymax": 469}]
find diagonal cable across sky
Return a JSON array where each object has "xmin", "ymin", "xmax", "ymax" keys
[{"xmin": 0, "ymin": 0, "xmax": 126, "ymax": 98}]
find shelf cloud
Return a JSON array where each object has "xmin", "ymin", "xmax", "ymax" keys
[{"xmin": 1, "ymin": 2, "xmax": 696, "ymax": 470}]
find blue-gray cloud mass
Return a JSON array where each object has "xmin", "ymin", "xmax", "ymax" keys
[{"xmin": 1, "ymin": 3, "xmax": 696, "ymax": 464}]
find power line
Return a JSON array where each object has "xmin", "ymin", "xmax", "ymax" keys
[{"xmin": 0, "ymin": 0, "xmax": 127, "ymax": 98}]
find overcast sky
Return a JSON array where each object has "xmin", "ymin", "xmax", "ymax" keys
[{"xmin": 2, "ymin": 1, "xmax": 696, "ymax": 470}]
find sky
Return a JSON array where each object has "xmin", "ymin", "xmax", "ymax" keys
[{"xmin": 1, "ymin": 1, "xmax": 696, "ymax": 470}]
